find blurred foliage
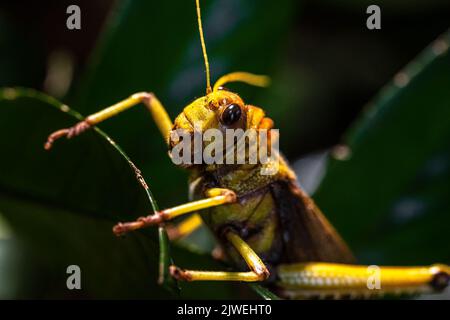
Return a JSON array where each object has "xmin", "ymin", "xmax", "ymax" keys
[
  {"xmin": 315, "ymin": 31, "xmax": 450, "ymax": 265},
  {"xmin": 0, "ymin": 0, "xmax": 449, "ymax": 299},
  {"xmin": 318, "ymin": 0, "xmax": 450, "ymax": 12},
  {"xmin": 0, "ymin": 16, "xmax": 45, "ymax": 88}
]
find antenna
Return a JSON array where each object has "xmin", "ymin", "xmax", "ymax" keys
[{"xmin": 195, "ymin": 0, "xmax": 212, "ymax": 94}]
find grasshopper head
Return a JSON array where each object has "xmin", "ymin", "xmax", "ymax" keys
[
  {"xmin": 168, "ymin": 2, "xmax": 272, "ymax": 167},
  {"xmin": 168, "ymin": 89, "xmax": 246, "ymax": 167},
  {"xmin": 168, "ymin": 87, "xmax": 272, "ymax": 168},
  {"xmin": 172, "ymin": 89, "xmax": 246, "ymax": 134},
  {"xmin": 170, "ymin": 69, "xmax": 271, "ymax": 136}
]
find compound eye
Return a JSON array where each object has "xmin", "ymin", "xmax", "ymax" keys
[{"xmin": 221, "ymin": 104, "xmax": 242, "ymax": 125}]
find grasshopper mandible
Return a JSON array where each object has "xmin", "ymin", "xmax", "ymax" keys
[{"xmin": 45, "ymin": 0, "xmax": 449, "ymax": 299}]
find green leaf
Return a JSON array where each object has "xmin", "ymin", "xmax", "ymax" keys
[
  {"xmin": 314, "ymin": 31, "xmax": 450, "ymax": 265},
  {"xmin": 248, "ymin": 283, "xmax": 281, "ymax": 300}
]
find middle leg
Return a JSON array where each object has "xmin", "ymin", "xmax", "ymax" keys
[
  {"xmin": 113, "ymin": 188, "xmax": 236, "ymax": 236},
  {"xmin": 276, "ymin": 262, "xmax": 450, "ymax": 298},
  {"xmin": 166, "ymin": 214, "xmax": 204, "ymax": 241}
]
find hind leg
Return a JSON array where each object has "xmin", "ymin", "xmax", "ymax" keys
[{"xmin": 276, "ymin": 262, "xmax": 450, "ymax": 299}]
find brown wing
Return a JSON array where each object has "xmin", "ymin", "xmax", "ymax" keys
[{"xmin": 270, "ymin": 180, "xmax": 355, "ymax": 264}]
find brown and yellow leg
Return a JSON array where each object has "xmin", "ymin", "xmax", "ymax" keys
[
  {"xmin": 166, "ymin": 214, "xmax": 204, "ymax": 240},
  {"xmin": 277, "ymin": 262, "xmax": 450, "ymax": 299},
  {"xmin": 45, "ymin": 92, "xmax": 172, "ymax": 149},
  {"xmin": 112, "ymin": 188, "xmax": 236, "ymax": 236},
  {"xmin": 166, "ymin": 214, "xmax": 226, "ymax": 262},
  {"xmin": 170, "ymin": 230, "xmax": 270, "ymax": 282}
]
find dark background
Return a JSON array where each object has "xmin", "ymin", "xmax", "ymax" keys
[{"xmin": 0, "ymin": 0, "xmax": 449, "ymax": 299}]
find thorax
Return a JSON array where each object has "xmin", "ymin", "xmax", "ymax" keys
[{"xmin": 187, "ymin": 157, "xmax": 295, "ymax": 268}]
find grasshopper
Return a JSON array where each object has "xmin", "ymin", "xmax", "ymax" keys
[{"xmin": 45, "ymin": 0, "xmax": 449, "ymax": 299}]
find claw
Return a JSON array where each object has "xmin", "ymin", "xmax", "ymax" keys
[
  {"xmin": 112, "ymin": 222, "xmax": 127, "ymax": 237},
  {"xmin": 169, "ymin": 265, "xmax": 192, "ymax": 281},
  {"xmin": 44, "ymin": 121, "xmax": 91, "ymax": 150},
  {"xmin": 112, "ymin": 213, "xmax": 164, "ymax": 236},
  {"xmin": 44, "ymin": 129, "xmax": 70, "ymax": 150}
]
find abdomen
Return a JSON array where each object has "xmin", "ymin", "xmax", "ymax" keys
[{"xmin": 199, "ymin": 184, "xmax": 284, "ymax": 270}]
